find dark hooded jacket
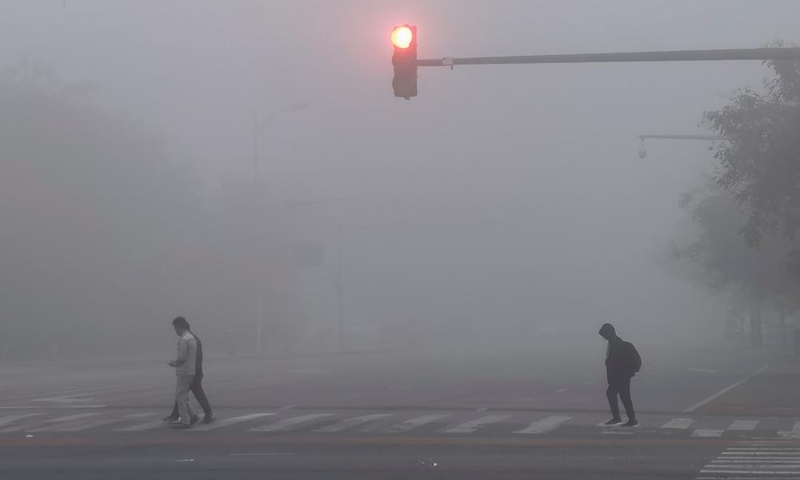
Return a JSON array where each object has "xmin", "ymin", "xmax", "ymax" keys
[{"xmin": 599, "ymin": 323, "xmax": 635, "ymax": 383}]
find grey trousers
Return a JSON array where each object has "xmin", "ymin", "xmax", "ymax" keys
[{"xmin": 175, "ymin": 374, "xmax": 196, "ymax": 425}]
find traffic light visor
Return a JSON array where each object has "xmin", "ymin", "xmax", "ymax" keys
[{"xmin": 391, "ymin": 26, "xmax": 413, "ymax": 49}]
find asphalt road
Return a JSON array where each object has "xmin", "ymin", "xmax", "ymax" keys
[{"xmin": 0, "ymin": 340, "xmax": 786, "ymax": 479}]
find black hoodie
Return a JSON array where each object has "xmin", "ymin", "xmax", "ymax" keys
[{"xmin": 599, "ymin": 323, "xmax": 633, "ymax": 382}]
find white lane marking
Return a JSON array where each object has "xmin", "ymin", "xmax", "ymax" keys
[
  {"xmin": 382, "ymin": 414, "xmax": 450, "ymax": 434},
  {"xmin": 684, "ymin": 364, "xmax": 769, "ymax": 413},
  {"xmin": 0, "ymin": 414, "xmax": 43, "ymax": 427},
  {"xmin": 441, "ymin": 414, "xmax": 511, "ymax": 434},
  {"xmin": 314, "ymin": 414, "xmax": 393, "ymax": 433},
  {"xmin": 555, "ymin": 388, "xmax": 569, "ymax": 393},
  {"xmin": 514, "ymin": 416, "xmax": 571, "ymax": 434},
  {"xmin": 691, "ymin": 429, "xmax": 724, "ymax": 438},
  {"xmin": 250, "ymin": 413, "xmax": 333, "ymax": 432},
  {"xmin": 661, "ymin": 418, "xmax": 694, "ymax": 429},
  {"xmin": 1, "ymin": 413, "xmax": 102, "ymax": 433},
  {"xmin": 728, "ymin": 420, "xmax": 759, "ymax": 431},
  {"xmin": 191, "ymin": 413, "xmax": 274, "ymax": 432}
]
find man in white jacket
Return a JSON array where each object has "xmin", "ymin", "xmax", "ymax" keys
[{"xmin": 168, "ymin": 317, "xmax": 199, "ymax": 429}]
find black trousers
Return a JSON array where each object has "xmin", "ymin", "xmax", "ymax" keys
[
  {"xmin": 606, "ymin": 376, "xmax": 635, "ymax": 420},
  {"xmin": 170, "ymin": 375, "xmax": 212, "ymax": 418}
]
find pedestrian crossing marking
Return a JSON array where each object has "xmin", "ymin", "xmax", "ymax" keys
[
  {"xmin": 691, "ymin": 429, "xmax": 724, "ymax": 438},
  {"xmin": 728, "ymin": 420, "xmax": 759, "ymax": 431},
  {"xmin": 441, "ymin": 414, "xmax": 511, "ymax": 434},
  {"xmin": 0, "ymin": 410, "xmax": 797, "ymax": 439},
  {"xmin": 780, "ymin": 421, "xmax": 800, "ymax": 438},
  {"xmin": 0, "ymin": 414, "xmax": 43, "ymax": 428},
  {"xmin": 514, "ymin": 416, "xmax": 572, "ymax": 434},
  {"xmin": 191, "ymin": 413, "xmax": 274, "ymax": 432},
  {"xmin": 2, "ymin": 413, "xmax": 102, "ymax": 433},
  {"xmin": 662, "ymin": 418, "xmax": 694, "ymax": 429},
  {"xmin": 382, "ymin": 414, "xmax": 451, "ymax": 434},
  {"xmin": 314, "ymin": 414, "xmax": 394, "ymax": 433},
  {"xmin": 250, "ymin": 413, "xmax": 333, "ymax": 432}
]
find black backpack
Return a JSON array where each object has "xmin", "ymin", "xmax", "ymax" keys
[{"xmin": 623, "ymin": 341, "xmax": 642, "ymax": 374}]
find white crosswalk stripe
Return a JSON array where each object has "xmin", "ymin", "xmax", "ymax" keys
[
  {"xmin": 1, "ymin": 413, "xmax": 102, "ymax": 433},
  {"xmin": 441, "ymin": 414, "xmax": 511, "ymax": 434},
  {"xmin": 514, "ymin": 416, "xmax": 572, "ymax": 434},
  {"xmin": 0, "ymin": 414, "xmax": 43, "ymax": 428},
  {"xmin": 113, "ymin": 413, "xmax": 165, "ymax": 432},
  {"xmin": 662, "ymin": 418, "xmax": 694, "ymax": 429},
  {"xmin": 780, "ymin": 421, "xmax": 800, "ymax": 438},
  {"xmin": 191, "ymin": 413, "xmax": 274, "ymax": 432},
  {"xmin": 382, "ymin": 414, "xmax": 451, "ymax": 434},
  {"xmin": 250, "ymin": 413, "xmax": 333, "ymax": 432},
  {"xmin": 314, "ymin": 414, "xmax": 394, "ymax": 433},
  {"xmin": 691, "ymin": 429, "xmax": 724, "ymax": 438},
  {"xmin": 728, "ymin": 419, "xmax": 759, "ymax": 431}
]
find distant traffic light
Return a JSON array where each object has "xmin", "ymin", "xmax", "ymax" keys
[{"xmin": 391, "ymin": 25, "xmax": 417, "ymax": 99}]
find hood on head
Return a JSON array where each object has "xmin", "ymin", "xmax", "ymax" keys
[{"xmin": 599, "ymin": 323, "xmax": 616, "ymax": 340}]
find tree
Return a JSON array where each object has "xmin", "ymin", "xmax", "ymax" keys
[
  {"xmin": 671, "ymin": 46, "xmax": 800, "ymax": 345},
  {"xmin": 703, "ymin": 45, "xmax": 800, "ymax": 251},
  {"xmin": 0, "ymin": 62, "xmax": 205, "ymax": 358}
]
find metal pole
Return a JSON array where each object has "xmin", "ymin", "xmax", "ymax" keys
[
  {"xmin": 417, "ymin": 47, "xmax": 800, "ymax": 67},
  {"xmin": 336, "ymin": 225, "xmax": 344, "ymax": 353},
  {"xmin": 253, "ymin": 113, "xmax": 263, "ymax": 353}
]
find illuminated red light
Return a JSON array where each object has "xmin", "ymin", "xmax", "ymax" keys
[{"xmin": 391, "ymin": 26, "xmax": 413, "ymax": 49}]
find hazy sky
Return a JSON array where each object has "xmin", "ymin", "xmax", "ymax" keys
[{"xmin": 3, "ymin": 1, "xmax": 799, "ymax": 348}]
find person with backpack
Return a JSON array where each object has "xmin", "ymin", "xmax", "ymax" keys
[{"xmin": 599, "ymin": 323, "xmax": 641, "ymax": 427}]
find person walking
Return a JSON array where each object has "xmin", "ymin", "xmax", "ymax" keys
[
  {"xmin": 599, "ymin": 323, "xmax": 641, "ymax": 427},
  {"xmin": 164, "ymin": 317, "xmax": 215, "ymax": 424},
  {"xmin": 168, "ymin": 317, "xmax": 200, "ymax": 429}
]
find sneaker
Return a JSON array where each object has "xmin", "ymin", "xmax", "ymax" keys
[
  {"xmin": 603, "ymin": 418, "xmax": 623, "ymax": 426},
  {"xmin": 622, "ymin": 419, "xmax": 639, "ymax": 428},
  {"xmin": 162, "ymin": 415, "xmax": 179, "ymax": 423},
  {"xmin": 190, "ymin": 415, "xmax": 200, "ymax": 426},
  {"xmin": 202, "ymin": 414, "xmax": 217, "ymax": 425},
  {"xmin": 172, "ymin": 423, "xmax": 192, "ymax": 429}
]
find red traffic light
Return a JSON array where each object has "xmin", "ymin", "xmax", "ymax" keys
[{"xmin": 391, "ymin": 26, "xmax": 414, "ymax": 49}]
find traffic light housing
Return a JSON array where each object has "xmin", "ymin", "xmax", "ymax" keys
[{"xmin": 391, "ymin": 25, "xmax": 417, "ymax": 99}]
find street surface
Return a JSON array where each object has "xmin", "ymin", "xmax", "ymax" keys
[{"xmin": 0, "ymin": 340, "xmax": 795, "ymax": 479}]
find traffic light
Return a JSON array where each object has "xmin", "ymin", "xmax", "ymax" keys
[{"xmin": 391, "ymin": 25, "xmax": 417, "ymax": 99}]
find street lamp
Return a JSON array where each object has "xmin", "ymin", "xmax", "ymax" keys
[{"xmin": 253, "ymin": 103, "xmax": 309, "ymax": 353}]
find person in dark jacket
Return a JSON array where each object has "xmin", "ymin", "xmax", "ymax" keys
[
  {"xmin": 599, "ymin": 323, "xmax": 638, "ymax": 427},
  {"xmin": 163, "ymin": 317, "xmax": 215, "ymax": 424}
]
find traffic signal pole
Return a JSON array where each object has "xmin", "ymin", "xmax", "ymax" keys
[{"xmin": 416, "ymin": 47, "xmax": 800, "ymax": 68}]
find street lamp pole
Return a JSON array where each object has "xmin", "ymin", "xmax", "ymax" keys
[{"xmin": 253, "ymin": 103, "xmax": 308, "ymax": 353}]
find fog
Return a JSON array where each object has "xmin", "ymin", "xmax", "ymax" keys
[{"xmin": 2, "ymin": 0, "xmax": 798, "ymax": 361}]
